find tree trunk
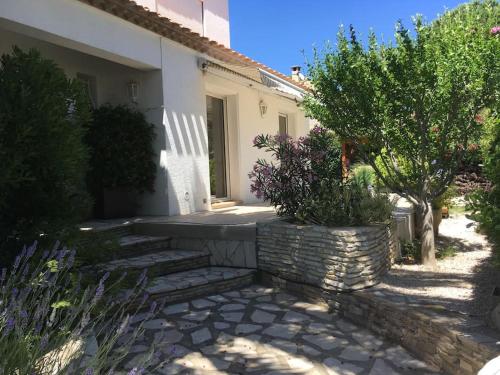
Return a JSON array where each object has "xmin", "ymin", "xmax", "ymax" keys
[{"xmin": 417, "ymin": 199, "xmax": 437, "ymax": 268}]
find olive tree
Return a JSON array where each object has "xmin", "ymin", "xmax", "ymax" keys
[{"xmin": 304, "ymin": 0, "xmax": 499, "ymax": 267}]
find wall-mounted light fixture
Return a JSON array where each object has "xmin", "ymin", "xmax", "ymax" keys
[
  {"xmin": 128, "ymin": 81, "xmax": 139, "ymax": 103},
  {"xmin": 259, "ymin": 100, "xmax": 268, "ymax": 118}
]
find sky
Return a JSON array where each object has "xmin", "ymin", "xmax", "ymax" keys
[{"xmin": 229, "ymin": 0, "xmax": 467, "ymax": 75}]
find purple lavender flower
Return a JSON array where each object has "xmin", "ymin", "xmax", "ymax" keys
[
  {"xmin": 40, "ymin": 334, "xmax": 49, "ymax": 350},
  {"xmin": 117, "ymin": 315, "xmax": 130, "ymax": 336},
  {"xmin": 26, "ymin": 242, "xmax": 37, "ymax": 258},
  {"xmin": 0, "ymin": 268, "xmax": 6, "ymax": 283},
  {"xmin": 127, "ymin": 368, "xmax": 144, "ymax": 375},
  {"xmin": 3, "ymin": 317, "xmax": 15, "ymax": 336},
  {"xmin": 12, "ymin": 256, "xmax": 21, "ymax": 272},
  {"xmin": 93, "ymin": 281, "xmax": 105, "ymax": 303},
  {"xmin": 85, "ymin": 368, "xmax": 94, "ymax": 375}
]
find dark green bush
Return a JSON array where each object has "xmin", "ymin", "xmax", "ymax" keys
[
  {"xmin": 467, "ymin": 112, "xmax": 500, "ymax": 264},
  {"xmin": 85, "ymin": 105, "xmax": 156, "ymax": 194},
  {"xmin": 0, "ymin": 47, "xmax": 91, "ymax": 263}
]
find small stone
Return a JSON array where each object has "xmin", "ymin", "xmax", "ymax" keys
[
  {"xmin": 223, "ymin": 291, "xmax": 241, "ymax": 298},
  {"xmin": 221, "ymin": 312, "xmax": 244, "ymax": 323},
  {"xmin": 154, "ymin": 329, "xmax": 183, "ymax": 344},
  {"xmin": 191, "ymin": 327, "xmax": 212, "ymax": 345},
  {"xmin": 262, "ymin": 323, "xmax": 300, "ymax": 339},
  {"xmin": 251, "ymin": 309, "xmax": 276, "ymax": 324},
  {"xmin": 282, "ymin": 311, "xmax": 310, "ymax": 323},
  {"xmin": 256, "ymin": 295, "xmax": 273, "ymax": 302},
  {"xmin": 129, "ymin": 344, "xmax": 149, "ymax": 354},
  {"xmin": 234, "ymin": 298, "xmax": 250, "ymax": 304},
  {"xmin": 235, "ymin": 324, "xmax": 262, "ymax": 335},
  {"xmin": 255, "ymin": 303, "xmax": 282, "ymax": 312},
  {"xmin": 142, "ymin": 319, "xmax": 173, "ymax": 330},
  {"xmin": 182, "ymin": 310, "xmax": 211, "ymax": 322},
  {"xmin": 302, "ymin": 344, "xmax": 321, "ymax": 356},
  {"xmin": 214, "ymin": 322, "xmax": 231, "ymax": 330},
  {"xmin": 352, "ymin": 330, "xmax": 384, "ymax": 350},
  {"xmin": 337, "ymin": 319, "xmax": 358, "ymax": 332},
  {"xmin": 323, "ymin": 357, "xmax": 364, "ymax": 375},
  {"xmin": 303, "ymin": 334, "xmax": 343, "ymax": 351},
  {"xmin": 267, "ymin": 339, "xmax": 297, "ymax": 354},
  {"xmin": 207, "ymin": 294, "xmax": 229, "ymax": 303},
  {"xmin": 160, "ymin": 344, "xmax": 190, "ymax": 358},
  {"xmin": 163, "ymin": 303, "xmax": 189, "ymax": 315},
  {"xmin": 339, "ymin": 346, "xmax": 372, "ymax": 362},
  {"xmin": 369, "ymin": 359, "xmax": 399, "ymax": 375},
  {"xmin": 191, "ymin": 299, "xmax": 216, "ymax": 309},
  {"xmin": 219, "ymin": 303, "xmax": 245, "ymax": 311},
  {"xmin": 176, "ymin": 320, "xmax": 200, "ymax": 331}
]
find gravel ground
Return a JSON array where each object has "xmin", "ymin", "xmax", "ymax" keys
[{"xmin": 380, "ymin": 211, "xmax": 500, "ymax": 318}]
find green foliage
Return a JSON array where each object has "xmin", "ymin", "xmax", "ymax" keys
[
  {"xmin": 432, "ymin": 185, "xmax": 458, "ymax": 209},
  {"xmin": 351, "ymin": 164, "xmax": 377, "ymax": 189},
  {"xmin": 0, "ymin": 243, "xmax": 159, "ymax": 374},
  {"xmin": 305, "ymin": 0, "xmax": 499, "ymax": 205},
  {"xmin": 0, "ymin": 47, "xmax": 91, "ymax": 263},
  {"xmin": 304, "ymin": 0, "xmax": 499, "ymax": 264},
  {"xmin": 437, "ymin": 245, "xmax": 458, "ymax": 259},
  {"xmin": 85, "ymin": 105, "xmax": 156, "ymax": 194},
  {"xmin": 401, "ymin": 240, "xmax": 421, "ymax": 262},
  {"xmin": 467, "ymin": 112, "xmax": 500, "ymax": 264}
]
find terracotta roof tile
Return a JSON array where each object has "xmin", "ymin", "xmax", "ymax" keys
[{"xmin": 77, "ymin": 0, "xmax": 310, "ymax": 91}]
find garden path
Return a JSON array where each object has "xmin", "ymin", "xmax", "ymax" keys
[{"xmin": 124, "ymin": 285, "xmax": 440, "ymax": 374}]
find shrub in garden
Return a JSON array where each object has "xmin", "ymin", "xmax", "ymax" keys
[
  {"xmin": 304, "ymin": 0, "xmax": 499, "ymax": 266},
  {"xmin": 467, "ymin": 112, "xmax": 500, "ymax": 264},
  {"xmin": 0, "ymin": 47, "xmax": 91, "ymax": 264},
  {"xmin": 0, "ymin": 242, "xmax": 160, "ymax": 374},
  {"xmin": 85, "ymin": 105, "xmax": 156, "ymax": 205},
  {"xmin": 249, "ymin": 127, "xmax": 392, "ymax": 226}
]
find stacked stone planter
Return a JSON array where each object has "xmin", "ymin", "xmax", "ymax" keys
[{"xmin": 257, "ymin": 220, "xmax": 392, "ymax": 292}]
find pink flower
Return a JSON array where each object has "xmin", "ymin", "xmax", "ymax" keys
[{"xmin": 490, "ymin": 26, "xmax": 500, "ymax": 35}]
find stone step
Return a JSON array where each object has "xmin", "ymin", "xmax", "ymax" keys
[
  {"xmin": 145, "ymin": 267, "xmax": 256, "ymax": 303},
  {"xmin": 96, "ymin": 249, "xmax": 210, "ymax": 278},
  {"xmin": 118, "ymin": 234, "xmax": 171, "ymax": 257}
]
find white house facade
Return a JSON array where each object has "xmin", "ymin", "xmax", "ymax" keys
[{"xmin": 0, "ymin": 0, "xmax": 311, "ymax": 216}]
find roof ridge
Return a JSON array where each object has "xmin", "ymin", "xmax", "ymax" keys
[{"xmin": 78, "ymin": 0, "xmax": 310, "ymax": 91}]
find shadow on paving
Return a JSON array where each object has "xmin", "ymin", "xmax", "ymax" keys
[{"xmin": 123, "ymin": 286, "xmax": 438, "ymax": 374}]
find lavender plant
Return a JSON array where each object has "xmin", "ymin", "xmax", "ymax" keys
[{"xmin": 0, "ymin": 242, "xmax": 161, "ymax": 374}]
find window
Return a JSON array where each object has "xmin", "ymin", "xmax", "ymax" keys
[
  {"xmin": 278, "ymin": 113, "xmax": 288, "ymax": 136},
  {"xmin": 77, "ymin": 73, "xmax": 97, "ymax": 109}
]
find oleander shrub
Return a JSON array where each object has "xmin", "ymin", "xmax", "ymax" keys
[
  {"xmin": 0, "ymin": 47, "xmax": 91, "ymax": 265},
  {"xmin": 249, "ymin": 127, "xmax": 392, "ymax": 226},
  {"xmin": 0, "ymin": 242, "xmax": 160, "ymax": 374}
]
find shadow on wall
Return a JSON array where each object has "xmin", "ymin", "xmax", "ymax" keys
[
  {"xmin": 164, "ymin": 110, "xmax": 208, "ymax": 157},
  {"xmin": 163, "ymin": 108, "xmax": 210, "ymax": 215}
]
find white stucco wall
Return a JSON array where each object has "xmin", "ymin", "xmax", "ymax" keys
[
  {"xmin": 0, "ymin": 0, "xmax": 162, "ymax": 70},
  {"xmin": 159, "ymin": 39, "xmax": 211, "ymax": 215},
  {"xmin": 205, "ymin": 73, "xmax": 310, "ymax": 204},
  {"xmin": 135, "ymin": 0, "xmax": 230, "ymax": 47}
]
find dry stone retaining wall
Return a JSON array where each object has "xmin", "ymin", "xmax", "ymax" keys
[{"xmin": 257, "ymin": 221, "xmax": 392, "ymax": 291}]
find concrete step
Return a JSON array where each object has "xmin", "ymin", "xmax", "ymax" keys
[
  {"xmin": 118, "ymin": 234, "xmax": 171, "ymax": 257},
  {"xmin": 96, "ymin": 249, "xmax": 210, "ymax": 278},
  {"xmin": 144, "ymin": 267, "xmax": 256, "ymax": 303},
  {"xmin": 211, "ymin": 200, "xmax": 243, "ymax": 210}
]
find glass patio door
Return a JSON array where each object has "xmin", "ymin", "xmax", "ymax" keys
[{"xmin": 206, "ymin": 96, "xmax": 228, "ymax": 199}]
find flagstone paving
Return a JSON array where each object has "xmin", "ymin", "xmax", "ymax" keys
[{"xmin": 127, "ymin": 285, "xmax": 441, "ymax": 374}]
